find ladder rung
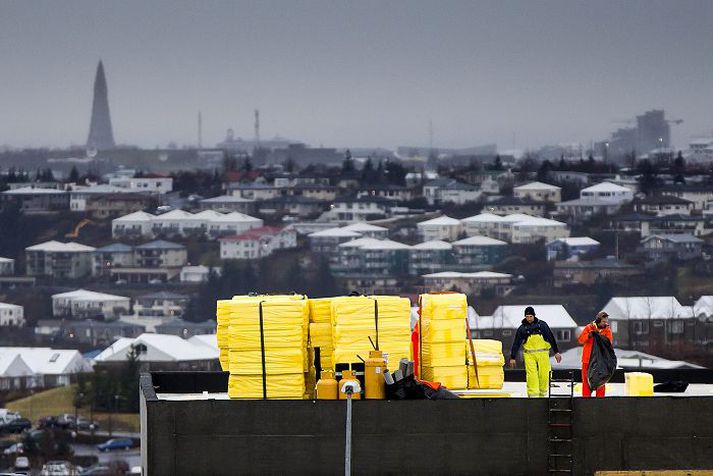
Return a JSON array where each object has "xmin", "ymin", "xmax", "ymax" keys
[
  {"xmin": 548, "ymin": 423, "xmax": 572, "ymax": 427},
  {"xmin": 548, "ymin": 408, "xmax": 573, "ymax": 412},
  {"xmin": 549, "ymin": 438, "xmax": 572, "ymax": 442},
  {"xmin": 548, "ymin": 454, "xmax": 572, "ymax": 458}
]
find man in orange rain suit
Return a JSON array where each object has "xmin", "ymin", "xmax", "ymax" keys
[{"xmin": 578, "ymin": 311, "xmax": 614, "ymax": 397}]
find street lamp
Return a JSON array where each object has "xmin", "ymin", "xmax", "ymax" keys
[{"xmin": 74, "ymin": 392, "xmax": 85, "ymax": 432}]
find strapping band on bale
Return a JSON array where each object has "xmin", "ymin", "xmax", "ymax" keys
[
  {"xmin": 374, "ymin": 299, "xmax": 379, "ymax": 351},
  {"xmin": 259, "ymin": 301, "xmax": 267, "ymax": 400}
]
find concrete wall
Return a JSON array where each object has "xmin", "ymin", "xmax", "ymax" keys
[{"xmin": 141, "ymin": 372, "xmax": 713, "ymax": 476}]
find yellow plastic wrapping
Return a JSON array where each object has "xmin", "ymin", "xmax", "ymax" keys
[
  {"xmin": 219, "ymin": 349, "xmax": 230, "ymax": 371},
  {"xmin": 625, "ymin": 372, "xmax": 654, "ymax": 396},
  {"xmin": 468, "ymin": 365, "xmax": 504, "ymax": 389},
  {"xmin": 419, "ymin": 293, "xmax": 468, "ymax": 387},
  {"xmin": 421, "ymin": 366, "xmax": 467, "ymax": 389},
  {"xmin": 309, "ymin": 322, "xmax": 333, "ymax": 369},
  {"xmin": 330, "ymin": 296, "xmax": 411, "ymax": 370},
  {"xmin": 309, "ymin": 298, "xmax": 333, "ymax": 324},
  {"xmin": 225, "ymin": 295, "xmax": 309, "ymax": 399},
  {"xmin": 228, "ymin": 373, "xmax": 305, "ymax": 400}
]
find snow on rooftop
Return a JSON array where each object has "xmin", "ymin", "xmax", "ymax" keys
[
  {"xmin": 359, "ymin": 239, "xmax": 411, "ymax": 250},
  {"xmin": 309, "ymin": 228, "xmax": 363, "ymax": 238},
  {"xmin": 453, "ymin": 235, "xmax": 508, "ymax": 246},
  {"xmin": 417, "ymin": 215, "xmax": 462, "ymax": 227},
  {"xmin": 2, "ymin": 186, "xmax": 66, "ymax": 195},
  {"xmin": 601, "ymin": 296, "xmax": 686, "ymax": 320},
  {"xmin": 113, "ymin": 211, "xmax": 155, "ymax": 222},
  {"xmin": 582, "ymin": 181, "xmax": 633, "ymax": 193},
  {"xmin": 0, "ymin": 347, "xmax": 91, "ymax": 375},
  {"xmin": 423, "ymin": 271, "xmax": 512, "ymax": 279},
  {"xmin": 514, "ymin": 181, "xmax": 561, "ymax": 191},
  {"xmin": 694, "ymin": 296, "xmax": 713, "ymax": 317},
  {"xmin": 209, "ymin": 211, "xmax": 262, "ymax": 223},
  {"xmin": 461, "ymin": 213, "xmax": 507, "ymax": 223},
  {"xmin": 338, "ymin": 237, "xmax": 386, "ymax": 248},
  {"xmin": 26, "ymin": 240, "xmax": 95, "ymax": 253},
  {"xmin": 94, "ymin": 333, "xmax": 218, "ymax": 362},
  {"xmin": 52, "ymin": 288, "xmax": 129, "ymax": 301},
  {"xmin": 548, "ymin": 237, "xmax": 600, "ymax": 247},
  {"xmin": 511, "ymin": 216, "xmax": 567, "ymax": 227},
  {"xmin": 477, "ymin": 305, "xmax": 577, "ymax": 329},
  {"xmin": 341, "ymin": 222, "xmax": 388, "ymax": 232},
  {"xmin": 412, "ymin": 240, "xmax": 453, "ymax": 250},
  {"xmin": 154, "ymin": 209, "xmax": 195, "ymax": 220}
]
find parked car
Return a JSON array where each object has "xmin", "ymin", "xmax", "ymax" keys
[
  {"xmin": 78, "ymin": 466, "xmax": 112, "ymax": 476},
  {"xmin": 3, "ymin": 442, "xmax": 23, "ymax": 455},
  {"xmin": 75, "ymin": 417, "xmax": 99, "ymax": 431},
  {"xmin": 96, "ymin": 438, "xmax": 133, "ymax": 452},
  {"xmin": 13, "ymin": 456, "xmax": 30, "ymax": 471},
  {"xmin": 55, "ymin": 414, "xmax": 76, "ymax": 429},
  {"xmin": 39, "ymin": 416, "xmax": 60, "ymax": 428},
  {"xmin": 40, "ymin": 460, "xmax": 77, "ymax": 476},
  {"xmin": 0, "ymin": 410, "xmax": 21, "ymax": 425},
  {"xmin": 0, "ymin": 418, "xmax": 31, "ymax": 433}
]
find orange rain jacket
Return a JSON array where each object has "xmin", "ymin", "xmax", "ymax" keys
[{"xmin": 578, "ymin": 321, "xmax": 613, "ymax": 363}]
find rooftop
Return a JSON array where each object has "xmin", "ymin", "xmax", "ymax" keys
[
  {"xmin": 453, "ymin": 235, "xmax": 508, "ymax": 246},
  {"xmin": 26, "ymin": 240, "xmax": 96, "ymax": 253},
  {"xmin": 308, "ymin": 228, "xmax": 363, "ymax": 238},
  {"xmin": 136, "ymin": 240, "xmax": 186, "ymax": 251},
  {"xmin": 514, "ymin": 181, "xmax": 561, "ymax": 191},
  {"xmin": 220, "ymin": 226, "xmax": 285, "ymax": 241},
  {"xmin": 341, "ymin": 222, "xmax": 389, "ymax": 233},
  {"xmin": 417, "ymin": 215, "xmax": 462, "ymax": 227},
  {"xmin": 412, "ymin": 240, "xmax": 453, "ymax": 250},
  {"xmin": 547, "ymin": 237, "xmax": 600, "ymax": 247},
  {"xmin": 52, "ymin": 288, "xmax": 129, "ymax": 301},
  {"xmin": 582, "ymin": 182, "xmax": 633, "ymax": 193},
  {"xmin": 2, "ymin": 186, "xmax": 66, "ymax": 195},
  {"xmin": 95, "ymin": 243, "xmax": 134, "ymax": 253}
]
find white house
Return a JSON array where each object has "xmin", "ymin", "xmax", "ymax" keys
[
  {"xmin": 693, "ymin": 296, "xmax": 713, "ymax": 318},
  {"xmin": 52, "ymin": 289, "xmax": 131, "ymax": 320},
  {"xmin": 0, "ymin": 257, "xmax": 14, "ymax": 276},
  {"xmin": 112, "ymin": 210, "xmax": 155, "ymax": 238},
  {"xmin": 93, "ymin": 243, "xmax": 135, "ymax": 277},
  {"xmin": 151, "ymin": 209, "xmax": 199, "ymax": 236},
  {"xmin": 508, "ymin": 216, "xmax": 570, "ymax": 244},
  {"xmin": 109, "ymin": 176, "xmax": 173, "ymax": 194},
  {"xmin": 309, "ymin": 228, "xmax": 364, "ymax": 254},
  {"xmin": 25, "ymin": 241, "xmax": 96, "ymax": 279},
  {"xmin": 423, "ymin": 179, "xmax": 481, "ymax": 205},
  {"xmin": 461, "ymin": 213, "xmax": 507, "ymax": 238},
  {"xmin": 206, "ymin": 212, "xmax": 264, "ymax": 238},
  {"xmin": 0, "ymin": 303, "xmax": 24, "ymax": 327},
  {"xmin": 199, "ymin": 195, "xmax": 256, "ymax": 214},
  {"xmin": 94, "ymin": 333, "xmax": 219, "ymax": 370},
  {"xmin": 69, "ymin": 184, "xmax": 133, "ymax": 211},
  {"xmin": 416, "ymin": 215, "xmax": 464, "ymax": 241},
  {"xmin": 513, "ymin": 181, "xmax": 562, "ymax": 203},
  {"xmin": 409, "ymin": 240, "xmax": 453, "ymax": 275},
  {"xmin": 219, "ymin": 226, "xmax": 297, "ymax": 260},
  {"xmin": 452, "ymin": 235, "xmax": 509, "ymax": 266},
  {"xmin": 180, "ymin": 265, "xmax": 222, "ymax": 283},
  {"xmin": 0, "ymin": 346, "xmax": 92, "ymax": 389},
  {"xmin": 580, "ymin": 182, "xmax": 634, "ymax": 203}
]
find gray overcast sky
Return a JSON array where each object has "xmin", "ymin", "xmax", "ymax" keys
[{"xmin": 1, "ymin": 0, "xmax": 712, "ymax": 150}]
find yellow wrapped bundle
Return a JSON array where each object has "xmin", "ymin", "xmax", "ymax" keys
[
  {"xmin": 419, "ymin": 293, "xmax": 468, "ymax": 388},
  {"xmin": 219, "ymin": 348, "xmax": 230, "ymax": 371},
  {"xmin": 468, "ymin": 365, "xmax": 505, "ymax": 389},
  {"xmin": 330, "ymin": 296, "xmax": 411, "ymax": 369},
  {"xmin": 421, "ymin": 366, "xmax": 467, "ymax": 389},
  {"xmin": 226, "ymin": 295, "xmax": 309, "ymax": 399},
  {"xmin": 228, "ymin": 373, "xmax": 305, "ymax": 400},
  {"xmin": 309, "ymin": 322, "xmax": 333, "ymax": 369},
  {"xmin": 309, "ymin": 298, "xmax": 333, "ymax": 324},
  {"xmin": 466, "ymin": 339, "xmax": 505, "ymax": 390}
]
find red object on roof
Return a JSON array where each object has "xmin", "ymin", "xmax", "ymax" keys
[
  {"xmin": 220, "ymin": 226, "xmax": 283, "ymax": 241},
  {"xmin": 224, "ymin": 171, "xmax": 260, "ymax": 182}
]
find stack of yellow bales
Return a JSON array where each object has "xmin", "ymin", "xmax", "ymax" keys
[
  {"xmin": 226, "ymin": 295, "xmax": 309, "ymax": 399},
  {"xmin": 216, "ymin": 299, "xmax": 232, "ymax": 371},
  {"xmin": 419, "ymin": 293, "xmax": 467, "ymax": 389},
  {"xmin": 331, "ymin": 295, "xmax": 411, "ymax": 369},
  {"xmin": 467, "ymin": 339, "xmax": 505, "ymax": 389},
  {"xmin": 308, "ymin": 298, "xmax": 334, "ymax": 370}
]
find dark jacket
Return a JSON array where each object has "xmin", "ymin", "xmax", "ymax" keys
[{"xmin": 510, "ymin": 317, "xmax": 560, "ymax": 360}]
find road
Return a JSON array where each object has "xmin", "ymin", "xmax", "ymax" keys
[{"xmin": 71, "ymin": 443, "xmax": 141, "ymax": 469}]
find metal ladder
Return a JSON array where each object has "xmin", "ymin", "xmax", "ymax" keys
[{"xmin": 547, "ymin": 371, "xmax": 575, "ymax": 474}]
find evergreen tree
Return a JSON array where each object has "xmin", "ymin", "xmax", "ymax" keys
[
  {"xmin": 342, "ymin": 149, "xmax": 355, "ymax": 174},
  {"xmin": 68, "ymin": 166, "xmax": 80, "ymax": 183}
]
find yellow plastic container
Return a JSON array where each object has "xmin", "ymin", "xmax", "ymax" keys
[
  {"xmin": 338, "ymin": 370, "xmax": 361, "ymax": 400},
  {"xmin": 364, "ymin": 350, "xmax": 387, "ymax": 400},
  {"xmin": 625, "ymin": 372, "xmax": 654, "ymax": 396},
  {"xmin": 316, "ymin": 371, "xmax": 338, "ymax": 400}
]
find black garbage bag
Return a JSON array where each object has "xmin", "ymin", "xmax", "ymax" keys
[
  {"xmin": 385, "ymin": 375, "xmax": 427, "ymax": 400},
  {"xmin": 587, "ymin": 332, "xmax": 617, "ymax": 390},
  {"xmin": 654, "ymin": 380, "xmax": 689, "ymax": 393}
]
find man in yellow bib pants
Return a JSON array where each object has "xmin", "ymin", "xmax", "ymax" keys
[{"xmin": 508, "ymin": 306, "xmax": 562, "ymax": 397}]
